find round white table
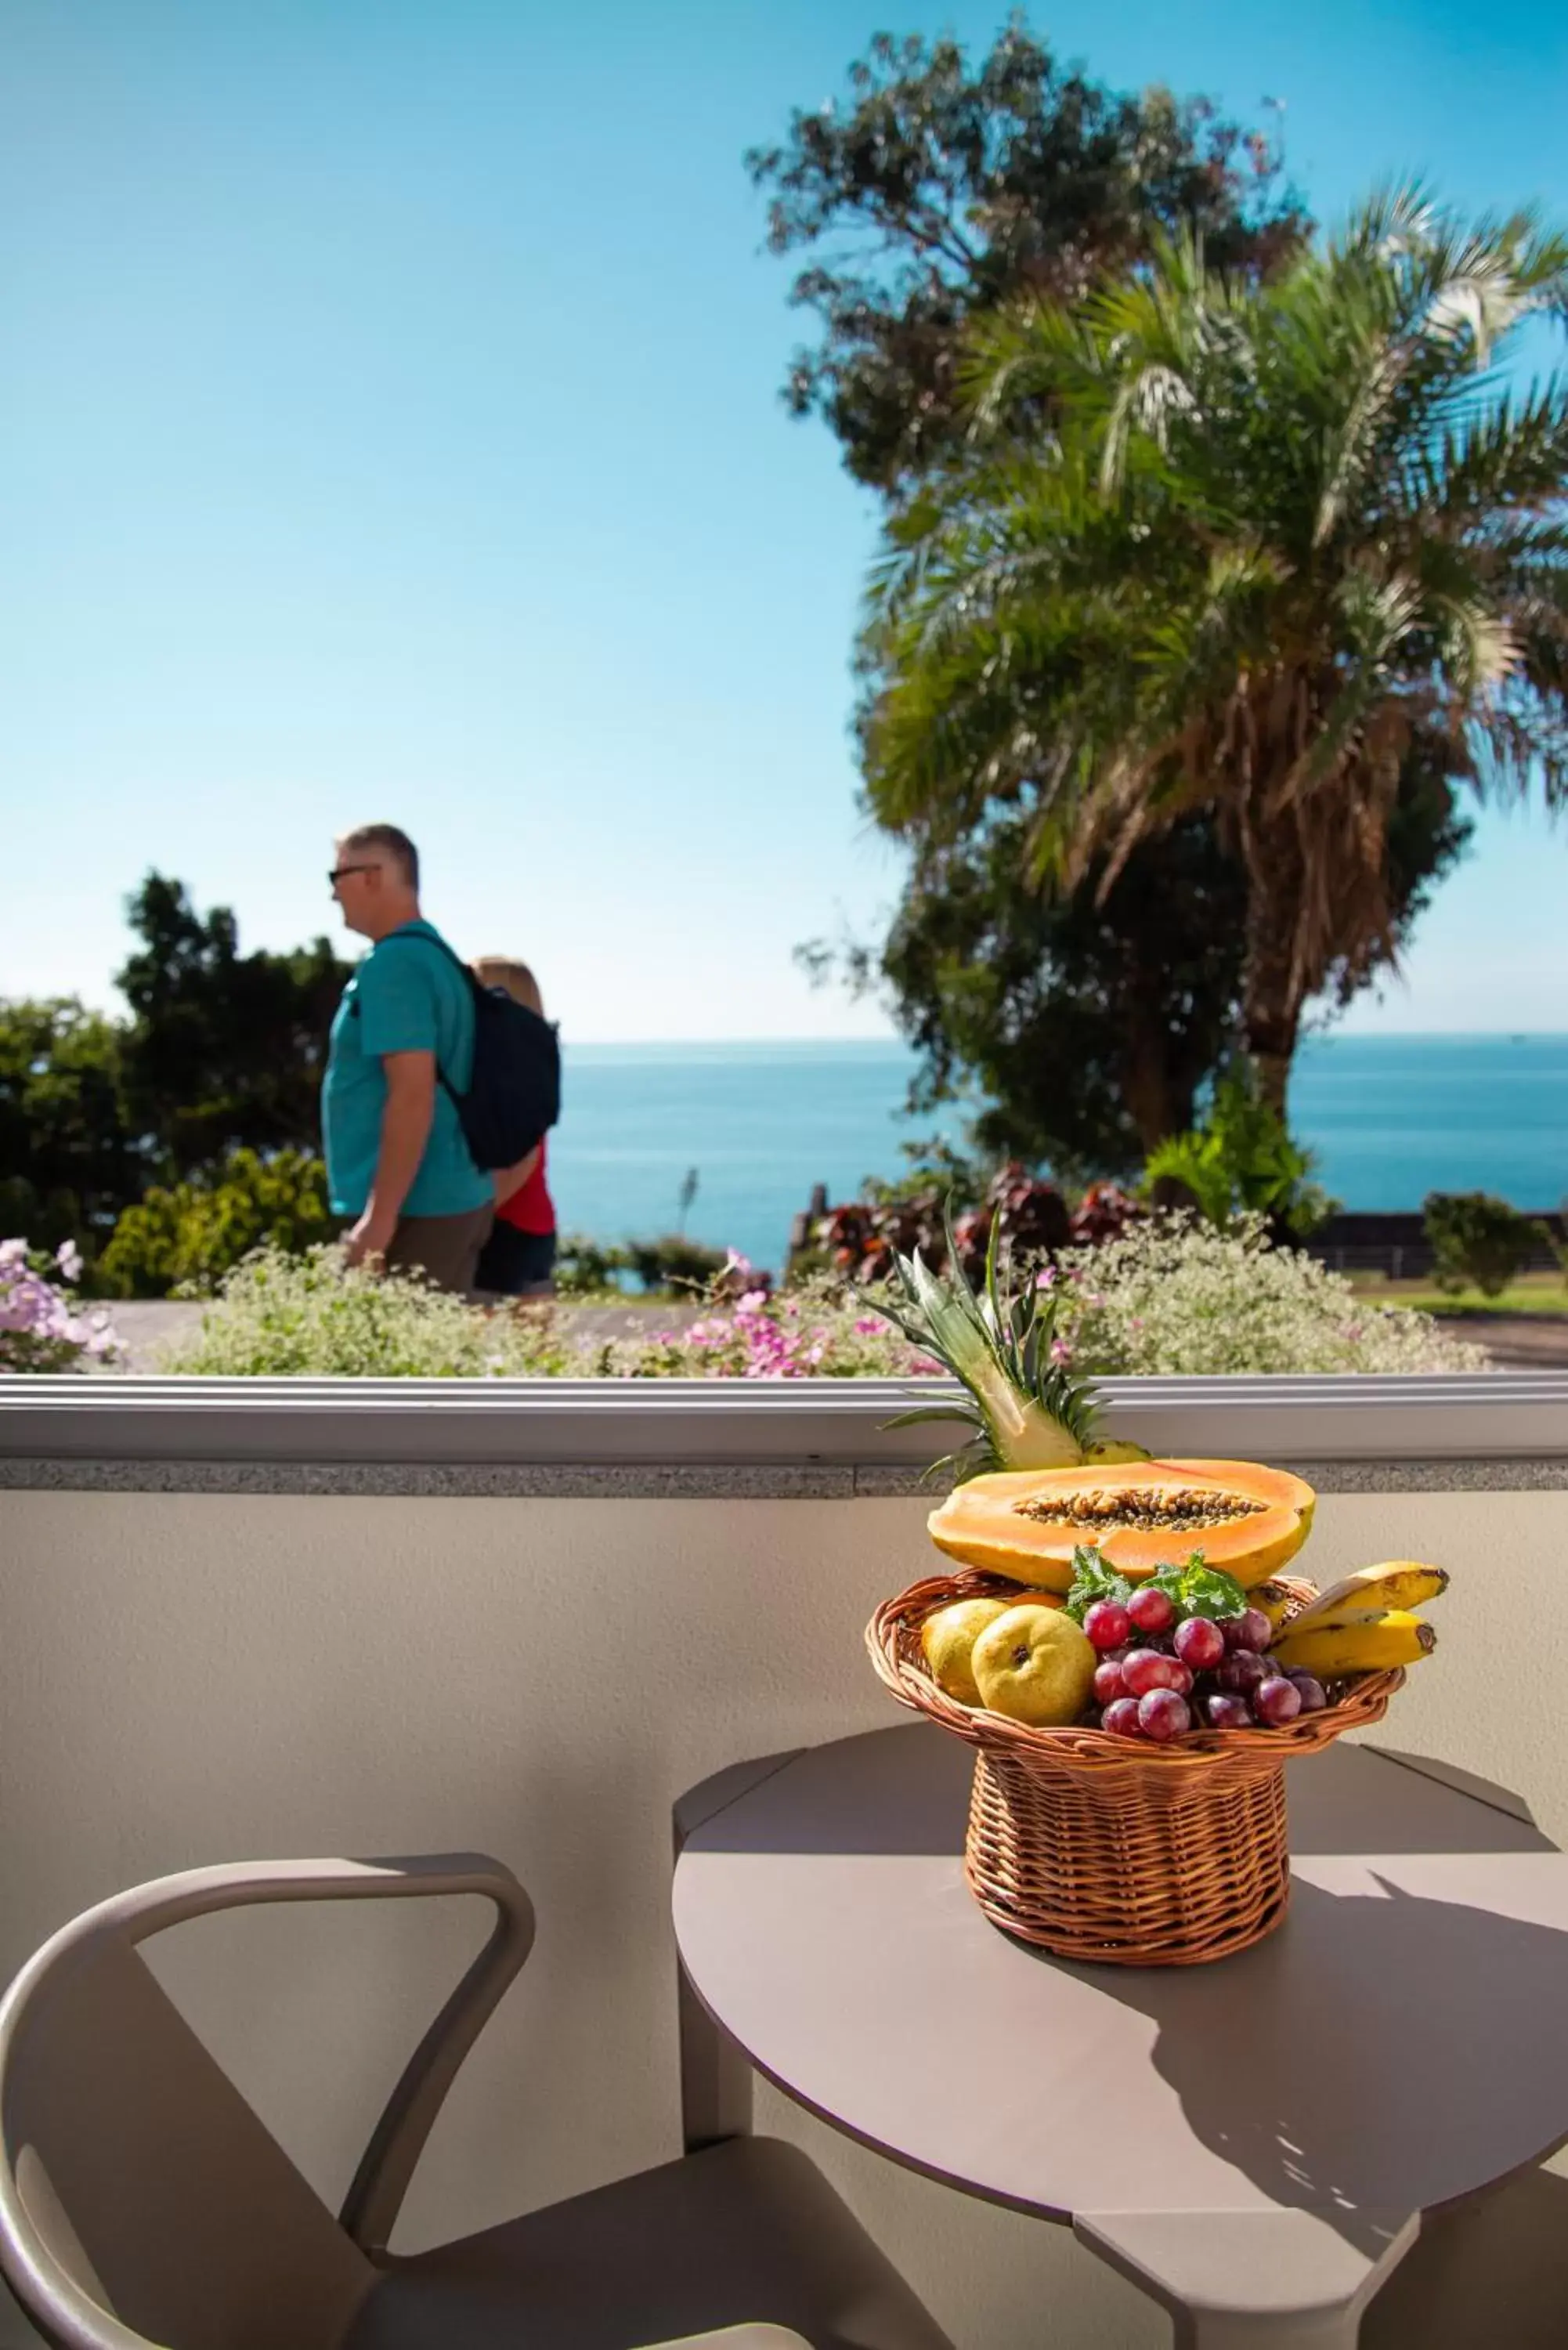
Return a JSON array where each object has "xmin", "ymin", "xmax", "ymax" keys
[{"xmin": 673, "ymin": 1724, "xmax": 1568, "ymax": 2348}]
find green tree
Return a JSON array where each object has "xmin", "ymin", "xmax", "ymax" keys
[
  {"xmin": 806, "ymin": 813, "xmax": 1247, "ymax": 1178},
  {"xmin": 756, "ymin": 19, "xmax": 1318, "ymax": 1159},
  {"xmin": 1423, "ymin": 1191, "xmax": 1540, "ymax": 1297},
  {"xmin": 116, "ymin": 873, "xmax": 352, "ymax": 1176},
  {"xmin": 807, "ymin": 750, "xmax": 1468, "ymax": 1180},
  {"xmin": 0, "ymin": 998, "xmax": 144, "ymax": 1263},
  {"xmin": 749, "ymin": 17, "xmax": 1306, "ymax": 493},
  {"xmin": 862, "ymin": 191, "xmax": 1568, "ymax": 1114}
]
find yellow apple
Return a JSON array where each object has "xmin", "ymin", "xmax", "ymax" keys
[
  {"xmin": 971, "ymin": 1604, "xmax": 1097, "ymax": 1726},
  {"xmin": 920, "ymin": 1598, "xmax": 1013, "ymax": 1705}
]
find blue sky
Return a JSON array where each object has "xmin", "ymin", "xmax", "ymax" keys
[{"xmin": 4, "ymin": 0, "xmax": 1566, "ymax": 1040}]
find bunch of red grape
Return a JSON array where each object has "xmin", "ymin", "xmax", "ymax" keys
[{"xmin": 1082, "ymin": 1587, "xmax": 1328, "ymax": 1743}]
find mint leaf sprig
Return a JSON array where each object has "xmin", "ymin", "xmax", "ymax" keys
[
  {"xmin": 1063, "ymin": 1546, "xmax": 1133, "ymax": 1621},
  {"xmin": 1064, "ymin": 1547, "xmax": 1249, "ymax": 1625}
]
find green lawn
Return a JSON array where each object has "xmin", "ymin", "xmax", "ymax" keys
[{"xmin": 1350, "ymin": 1271, "xmax": 1568, "ymax": 1318}]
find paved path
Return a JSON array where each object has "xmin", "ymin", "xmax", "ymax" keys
[{"xmin": 1435, "ymin": 1311, "xmax": 1568, "ymax": 1367}]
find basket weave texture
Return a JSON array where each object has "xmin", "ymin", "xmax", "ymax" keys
[{"xmin": 867, "ymin": 1568, "xmax": 1402, "ymax": 1967}]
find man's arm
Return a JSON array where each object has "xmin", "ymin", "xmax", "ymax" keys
[{"xmin": 344, "ymin": 1051, "xmax": 436, "ymax": 1267}]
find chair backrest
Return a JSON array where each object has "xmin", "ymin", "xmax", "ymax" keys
[{"xmin": 2, "ymin": 1927, "xmax": 374, "ymax": 2350}]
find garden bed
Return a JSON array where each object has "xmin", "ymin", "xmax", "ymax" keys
[{"xmin": 67, "ymin": 1217, "xmax": 1490, "ymax": 1381}]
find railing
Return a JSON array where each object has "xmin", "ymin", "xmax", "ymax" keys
[{"xmin": 4, "ymin": 1369, "xmax": 1566, "ymax": 1470}]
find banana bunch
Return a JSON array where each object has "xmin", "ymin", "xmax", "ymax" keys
[{"xmin": 1263, "ymin": 1560, "xmax": 1447, "ymax": 1679}]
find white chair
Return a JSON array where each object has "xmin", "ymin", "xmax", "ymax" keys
[{"xmin": 0, "ymin": 1854, "xmax": 952, "ymax": 2350}]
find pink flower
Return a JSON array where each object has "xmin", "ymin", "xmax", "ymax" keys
[
  {"xmin": 854, "ymin": 1316, "xmax": 882, "ymax": 1336},
  {"xmin": 1035, "ymin": 1267, "xmax": 1056, "ymax": 1289}
]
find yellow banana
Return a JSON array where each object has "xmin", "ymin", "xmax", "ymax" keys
[
  {"xmin": 1270, "ymin": 1609, "xmax": 1436, "ymax": 1678},
  {"xmin": 1284, "ymin": 1561, "xmax": 1448, "ymax": 1634},
  {"xmin": 1255, "ymin": 1577, "xmax": 1310, "ymax": 1633}
]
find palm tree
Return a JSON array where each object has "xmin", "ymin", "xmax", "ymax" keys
[{"xmin": 861, "ymin": 189, "xmax": 1568, "ymax": 1112}]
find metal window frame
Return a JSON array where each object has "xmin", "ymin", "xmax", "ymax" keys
[{"xmin": 3, "ymin": 1373, "xmax": 1565, "ymax": 1466}]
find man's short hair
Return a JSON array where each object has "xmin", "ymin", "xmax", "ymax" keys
[{"xmin": 339, "ymin": 823, "xmax": 419, "ymax": 890}]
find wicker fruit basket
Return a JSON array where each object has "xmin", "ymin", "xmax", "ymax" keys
[{"xmin": 867, "ymin": 1568, "xmax": 1403, "ymax": 1967}]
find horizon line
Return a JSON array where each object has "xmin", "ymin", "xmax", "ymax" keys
[{"xmin": 555, "ymin": 1028, "xmax": 1568, "ymax": 1048}]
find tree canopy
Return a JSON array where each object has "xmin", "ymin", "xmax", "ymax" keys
[
  {"xmin": 0, "ymin": 997, "xmax": 143, "ymax": 1256},
  {"xmin": 754, "ymin": 17, "xmax": 1337, "ymax": 1167},
  {"xmin": 861, "ymin": 190, "xmax": 1568, "ymax": 1112},
  {"xmin": 1, "ymin": 874, "xmax": 352, "ymax": 1278},
  {"xmin": 116, "ymin": 873, "xmax": 350, "ymax": 1177},
  {"xmin": 749, "ymin": 16, "xmax": 1306, "ymax": 491}
]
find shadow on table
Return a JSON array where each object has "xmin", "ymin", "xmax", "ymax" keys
[
  {"xmin": 1077, "ymin": 1873, "xmax": 1568, "ymax": 2258},
  {"xmin": 678, "ymin": 1727, "xmax": 1568, "ymax": 2265}
]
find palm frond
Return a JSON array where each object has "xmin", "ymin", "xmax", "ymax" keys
[{"xmin": 857, "ymin": 183, "xmax": 1568, "ymax": 1061}]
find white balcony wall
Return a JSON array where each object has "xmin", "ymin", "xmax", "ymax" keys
[{"xmin": 2, "ymin": 1473, "xmax": 1567, "ymax": 2349}]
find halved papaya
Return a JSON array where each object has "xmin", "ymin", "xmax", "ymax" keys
[{"xmin": 927, "ymin": 1459, "xmax": 1314, "ymax": 1593}]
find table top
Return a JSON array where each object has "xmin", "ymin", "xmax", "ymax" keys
[{"xmin": 673, "ymin": 1725, "xmax": 1568, "ymax": 2326}]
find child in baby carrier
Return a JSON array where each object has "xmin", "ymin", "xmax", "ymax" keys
[{"xmin": 471, "ymin": 956, "xmax": 558, "ymax": 1297}]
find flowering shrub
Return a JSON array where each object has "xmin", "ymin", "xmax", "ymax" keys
[
  {"xmin": 157, "ymin": 1246, "xmax": 930, "ymax": 1379},
  {"xmin": 0, "ymin": 1238, "xmax": 120, "ymax": 1371},
  {"xmin": 159, "ymin": 1246, "xmax": 573, "ymax": 1379},
  {"xmin": 151, "ymin": 1224, "xmax": 1485, "ymax": 1381},
  {"xmin": 1048, "ymin": 1217, "xmax": 1488, "ymax": 1376},
  {"xmin": 591, "ymin": 1264, "xmax": 936, "ymax": 1380}
]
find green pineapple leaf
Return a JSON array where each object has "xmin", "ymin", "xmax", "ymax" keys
[{"xmin": 875, "ymin": 1196, "xmax": 1139, "ymax": 1481}]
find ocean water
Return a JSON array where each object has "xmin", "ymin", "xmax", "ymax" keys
[{"xmin": 547, "ymin": 1034, "xmax": 1568, "ymax": 1274}]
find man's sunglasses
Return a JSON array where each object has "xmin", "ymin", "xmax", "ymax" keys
[{"xmin": 327, "ymin": 862, "xmax": 379, "ymax": 887}]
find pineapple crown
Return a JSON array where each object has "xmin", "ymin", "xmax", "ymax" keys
[{"xmin": 876, "ymin": 1201, "xmax": 1102, "ymax": 1484}]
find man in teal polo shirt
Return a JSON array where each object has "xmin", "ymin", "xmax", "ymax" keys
[{"xmin": 323, "ymin": 823, "xmax": 494, "ymax": 1294}]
